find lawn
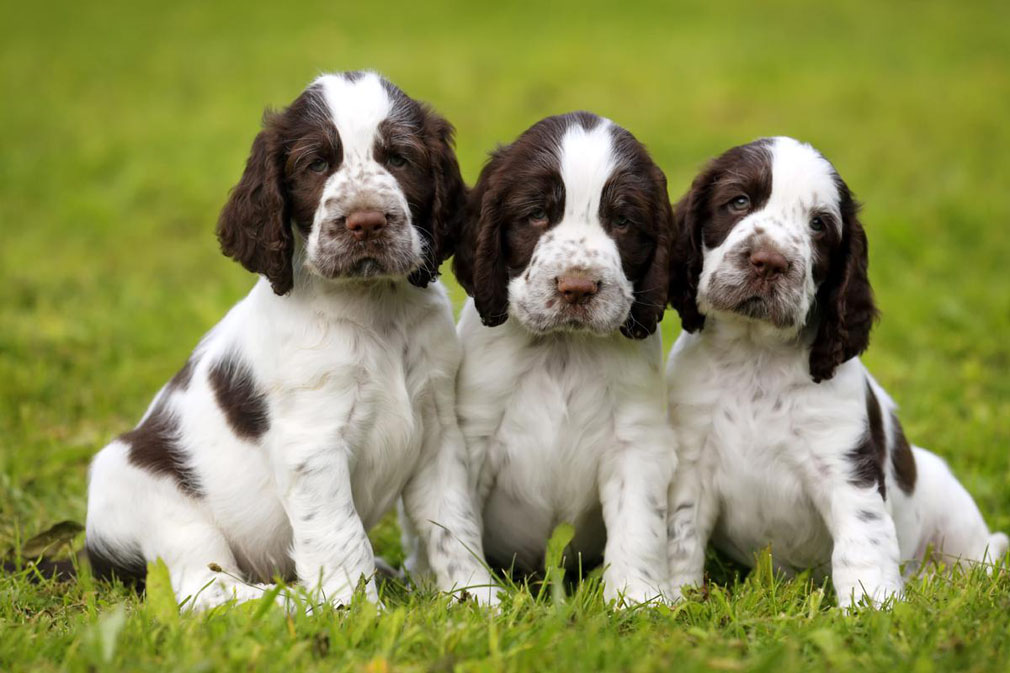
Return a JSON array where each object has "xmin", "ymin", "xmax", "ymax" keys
[{"xmin": 2, "ymin": 0, "xmax": 1010, "ymax": 670}]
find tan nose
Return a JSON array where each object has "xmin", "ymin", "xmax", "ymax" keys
[
  {"xmin": 345, "ymin": 210, "xmax": 386, "ymax": 241},
  {"xmin": 556, "ymin": 275, "xmax": 600, "ymax": 305},
  {"xmin": 749, "ymin": 247, "xmax": 789, "ymax": 278}
]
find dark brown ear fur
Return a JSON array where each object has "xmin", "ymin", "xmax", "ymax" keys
[
  {"xmin": 808, "ymin": 182, "xmax": 877, "ymax": 382},
  {"xmin": 453, "ymin": 148, "xmax": 510, "ymax": 326},
  {"xmin": 217, "ymin": 113, "xmax": 293, "ymax": 295},
  {"xmin": 667, "ymin": 166, "xmax": 714, "ymax": 334},
  {"xmin": 621, "ymin": 164, "xmax": 674, "ymax": 339},
  {"xmin": 408, "ymin": 108, "xmax": 467, "ymax": 288}
]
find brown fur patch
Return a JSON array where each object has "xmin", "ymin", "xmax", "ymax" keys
[
  {"xmin": 124, "ymin": 399, "xmax": 202, "ymax": 497},
  {"xmin": 208, "ymin": 353, "xmax": 270, "ymax": 440},
  {"xmin": 848, "ymin": 380, "xmax": 886, "ymax": 499},
  {"xmin": 889, "ymin": 412, "xmax": 917, "ymax": 495}
]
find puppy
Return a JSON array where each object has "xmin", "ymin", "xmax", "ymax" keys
[
  {"xmin": 446, "ymin": 112, "xmax": 676, "ymax": 605},
  {"xmin": 85, "ymin": 71, "xmax": 497, "ymax": 609},
  {"xmin": 664, "ymin": 136, "xmax": 1008, "ymax": 607}
]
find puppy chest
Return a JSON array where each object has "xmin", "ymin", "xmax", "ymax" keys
[
  {"xmin": 484, "ymin": 371, "xmax": 616, "ymax": 526},
  {"xmin": 693, "ymin": 391, "xmax": 835, "ymax": 570}
]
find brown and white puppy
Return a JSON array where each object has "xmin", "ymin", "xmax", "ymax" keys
[
  {"xmin": 85, "ymin": 71, "xmax": 498, "ymax": 610},
  {"xmin": 435, "ymin": 112, "xmax": 677, "ymax": 605},
  {"xmin": 664, "ymin": 136, "xmax": 1007, "ymax": 608}
]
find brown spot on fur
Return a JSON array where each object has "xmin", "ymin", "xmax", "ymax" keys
[
  {"xmin": 848, "ymin": 380, "xmax": 886, "ymax": 500},
  {"xmin": 124, "ymin": 399, "xmax": 202, "ymax": 497},
  {"xmin": 890, "ymin": 412, "xmax": 917, "ymax": 495},
  {"xmin": 85, "ymin": 541, "xmax": 147, "ymax": 591},
  {"xmin": 209, "ymin": 353, "xmax": 270, "ymax": 440}
]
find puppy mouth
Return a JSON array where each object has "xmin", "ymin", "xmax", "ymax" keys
[
  {"xmin": 518, "ymin": 303, "xmax": 627, "ymax": 336},
  {"xmin": 309, "ymin": 248, "xmax": 419, "ymax": 281},
  {"xmin": 717, "ymin": 293, "xmax": 798, "ymax": 329},
  {"xmin": 350, "ymin": 257, "xmax": 385, "ymax": 277}
]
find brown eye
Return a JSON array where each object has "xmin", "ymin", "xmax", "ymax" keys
[
  {"xmin": 613, "ymin": 215, "xmax": 631, "ymax": 231},
  {"xmin": 308, "ymin": 158, "xmax": 329, "ymax": 174},
  {"xmin": 529, "ymin": 208, "xmax": 549, "ymax": 227},
  {"xmin": 810, "ymin": 215, "xmax": 826, "ymax": 232},
  {"xmin": 729, "ymin": 195, "xmax": 750, "ymax": 212},
  {"xmin": 387, "ymin": 152, "xmax": 407, "ymax": 168}
]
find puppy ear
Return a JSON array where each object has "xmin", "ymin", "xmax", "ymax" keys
[
  {"xmin": 217, "ymin": 114, "xmax": 293, "ymax": 295},
  {"xmin": 471, "ymin": 187, "xmax": 510, "ymax": 326},
  {"xmin": 808, "ymin": 184, "xmax": 877, "ymax": 382},
  {"xmin": 667, "ymin": 166, "xmax": 713, "ymax": 333},
  {"xmin": 621, "ymin": 166, "xmax": 673, "ymax": 339},
  {"xmin": 453, "ymin": 150, "xmax": 510, "ymax": 326},
  {"xmin": 409, "ymin": 107, "xmax": 467, "ymax": 288}
]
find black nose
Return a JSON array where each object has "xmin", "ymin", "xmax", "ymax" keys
[
  {"xmin": 556, "ymin": 275, "xmax": 600, "ymax": 305},
  {"xmin": 345, "ymin": 210, "xmax": 386, "ymax": 242},
  {"xmin": 749, "ymin": 247, "xmax": 789, "ymax": 278}
]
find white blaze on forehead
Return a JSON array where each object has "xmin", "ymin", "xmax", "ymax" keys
[
  {"xmin": 768, "ymin": 136, "xmax": 842, "ymax": 229},
  {"xmin": 559, "ymin": 120, "xmax": 616, "ymax": 225},
  {"xmin": 314, "ymin": 72, "xmax": 392, "ymax": 161}
]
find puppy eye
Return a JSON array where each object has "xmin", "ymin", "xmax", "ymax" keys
[
  {"xmin": 387, "ymin": 152, "xmax": 408, "ymax": 168},
  {"xmin": 529, "ymin": 208, "xmax": 549, "ymax": 227},
  {"xmin": 308, "ymin": 158, "xmax": 329, "ymax": 174},
  {"xmin": 613, "ymin": 215, "xmax": 631, "ymax": 231},
  {"xmin": 728, "ymin": 195, "xmax": 750, "ymax": 212},
  {"xmin": 810, "ymin": 216, "xmax": 826, "ymax": 232}
]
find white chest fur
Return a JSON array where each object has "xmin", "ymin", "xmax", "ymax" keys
[
  {"xmin": 457, "ymin": 301, "xmax": 674, "ymax": 589},
  {"xmin": 666, "ymin": 324, "xmax": 867, "ymax": 574}
]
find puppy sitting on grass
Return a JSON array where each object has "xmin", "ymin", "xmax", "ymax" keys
[
  {"xmin": 84, "ymin": 72, "xmax": 497, "ymax": 610},
  {"xmin": 432, "ymin": 112, "xmax": 678, "ymax": 605},
  {"xmin": 664, "ymin": 136, "xmax": 1008, "ymax": 608}
]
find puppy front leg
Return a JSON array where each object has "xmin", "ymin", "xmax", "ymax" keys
[
  {"xmin": 813, "ymin": 484, "xmax": 903, "ymax": 609},
  {"xmin": 599, "ymin": 449, "xmax": 671, "ymax": 606},
  {"xmin": 667, "ymin": 465, "xmax": 717, "ymax": 603},
  {"xmin": 401, "ymin": 405, "xmax": 498, "ymax": 606},
  {"xmin": 284, "ymin": 448, "xmax": 377, "ymax": 606}
]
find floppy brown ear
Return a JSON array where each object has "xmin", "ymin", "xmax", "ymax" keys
[
  {"xmin": 217, "ymin": 114, "xmax": 293, "ymax": 295},
  {"xmin": 470, "ymin": 186, "xmax": 510, "ymax": 326},
  {"xmin": 621, "ymin": 166, "xmax": 673, "ymax": 339},
  {"xmin": 808, "ymin": 185, "xmax": 877, "ymax": 382},
  {"xmin": 452, "ymin": 151, "xmax": 510, "ymax": 326},
  {"xmin": 409, "ymin": 108, "xmax": 467, "ymax": 288},
  {"xmin": 667, "ymin": 167, "xmax": 713, "ymax": 334}
]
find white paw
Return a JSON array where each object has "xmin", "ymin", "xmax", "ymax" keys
[
  {"xmin": 604, "ymin": 581, "xmax": 666, "ymax": 608},
  {"xmin": 666, "ymin": 574, "xmax": 703, "ymax": 604},
  {"xmin": 835, "ymin": 580, "xmax": 903, "ymax": 610},
  {"xmin": 181, "ymin": 579, "xmax": 273, "ymax": 611}
]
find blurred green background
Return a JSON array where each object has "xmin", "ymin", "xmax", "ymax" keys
[{"xmin": 1, "ymin": 0, "xmax": 1009, "ymax": 669}]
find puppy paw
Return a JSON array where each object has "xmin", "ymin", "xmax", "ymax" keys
[{"xmin": 835, "ymin": 580, "xmax": 903, "ymax": 611}]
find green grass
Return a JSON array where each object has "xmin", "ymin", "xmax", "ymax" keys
[{"xmin": 2, "ymin": 0, "xmax": 1009, "ymax": 670}]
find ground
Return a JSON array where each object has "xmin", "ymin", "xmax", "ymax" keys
[{"xmin": 2, "ymin": 0, "xmax": 1009, "ymax": 671}]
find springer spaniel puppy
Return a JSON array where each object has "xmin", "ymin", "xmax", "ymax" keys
[
  {"xmin": 446, "ymin": 112, "xmax": 676, "ymax": 604},
  {"xmin": 85, "ymin": 71, "xmax": 497, "ymax": 610},
  {"xmin": 664, "ymin": 136, "xmax": 1008, "ymax": 608}
]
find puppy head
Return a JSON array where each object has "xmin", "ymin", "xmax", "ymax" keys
[
  {"xmin": 669, "ymin": 136, "xmax": 876, "ymax": 381},
  {"xmin": 454, "ymin": 112, "xmax": 673, "ymax": 338},
  {"xmin": 217, "ymin": 71, "xmax": 465, "ymax": 293}
]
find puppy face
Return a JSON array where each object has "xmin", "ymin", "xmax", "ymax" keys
[
  {"xmin": 669, "ymin": 137, "xmax": 876, "ymax": 381},
  {"xmin": 218, "ymin": 71, "xmax": 466, "ymax": 292},
  {"xmin": 454, "ymin": 112, "xmax": 673, "ymax": 339}
]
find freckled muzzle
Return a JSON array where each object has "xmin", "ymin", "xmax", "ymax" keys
[
  {"xmin": 509, "ymin": 235, "xmax": 634, "ymax": 336},
  {"xmin": 307, "ymin": 190, "xmax": 421, "ymax": 281},
  {"xmin": 702, "ymin": 235, "xmax": 808, "ymax": 329}
]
